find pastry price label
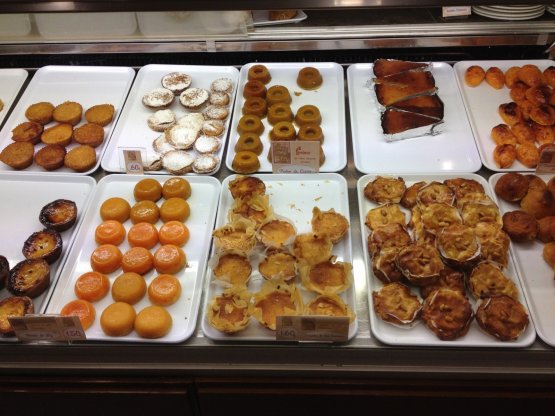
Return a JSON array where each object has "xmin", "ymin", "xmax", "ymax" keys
[
  {"xmin": 276, "ymin": 315, "xmax": 349, "ymax": 342},
  {"xmin": 442, "ymin": 6, "xmax": 471, "ymax": 17},
  {"xmin": 537, "ymin": 145, "xmax": 555, "ymax": 174},
  {"xmin": 122, "ymin": 148, "xmax": 144, "ymax": 174},
  {"xmin": 9, "ymin": 315, "xmax": 86, "ymax": 342},
  {"xmin": 271, "ymin": 141, "xmax": 320, "ymax": 174}
]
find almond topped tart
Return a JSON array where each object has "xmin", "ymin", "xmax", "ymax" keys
[
  {"xmin": 257, "ymin": 219, "xmax": 296, "ymax": 250},
  {"xmin": 311, "ymin": 207, "xmax": 349, "ymax": 244},
  {"xmin": 416, "ymin": 181, "xmax": 455, "ymax": 206},
  {"xmin": 364, "ymin": 176, "xmax": 406, "ymax": 204},
  {"xmin": 419, "ymin": 267, "xmax": 465, "ymax": 300},
  {"xmin": 443, "ymin": 178, "xmax": 485, "ymax": 201},
  {"xmin": 468, "ymin": 261, "xmax": 519, "ymax": 300},
  {"xmin": 475, "ymin": 295, "xmax": 529, "ymax": 342},
  {"xmin": 301, "ymin": 258, "xmax": 353, "ymax": 295},
  {"xmin": 460, "ymin": 200, "xmax": 503, "ymax": 229},
  {"xmin": 372, "ymin": 247, "xmax": 404, "ymax": 284},
  {"xmin": 367, "ymin": 222, "xmax": 412, "ymax": 259},
  {"xmin": 365, "ymin": 203, "xmax": 406, "ymax": 231},
  {"xmin": 400, "ymin": 181, "xmax": 426, "ymax": 209},
  {"xmin": 207, "ymin": 286, "xmax": 251, "ymax": 334},
  {"xmin": 396, "ymin": 242, "xmax": 444, "ymax": 286},
  {"xmin": 436, "ymin": 223, "xmax": 481, "ymax": 270},
  {"xmin": 372, "ymin": 282, "xmax": 422, "ymax": 326},
  {"xmin": 212, "ymin": 216, "xmax": 258, "ymax": 255},
  {"xmin": 473, "ymin": 222, "xmax": 510, "ymax": 268},
  {"xmin": 306, "ymin": 294, "xmax": 355, "ymax": 322},
  {"xmin": 421, "ymin": 288, "xmax": 473, "ymax": 341},
  {"xmin": 231, "ymin": 193, "xmax": 272, "ymax": 226},
  {"xmin": 419, "ymin": 202, "xmax": 463, "ymax": 236},
  {"xmin": 251, "ymin": 280, "xmax": 303, "ymax": 331}
]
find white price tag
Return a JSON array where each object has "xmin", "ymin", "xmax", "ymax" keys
[
  {"xmin": 9, "ymin": 314, "xmax": 86, "ymax": 342},
  {"xmin": 276, "ymin": 315, "xmax": 349, "ymax": 342},
  {"xmin": 123, "ymin": 149, "xmax": 144, "ymax": 174},
  {"xmin": 442, "ymin": 6, "xmax": 471, "ymax": 17},
  {"xmin": 271, "ymin": 141, "xmax": 320, "ymax": 174}
]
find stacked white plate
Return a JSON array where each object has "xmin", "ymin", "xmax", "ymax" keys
[
  {"xmin": 472, "ymin": 4, "xmax": 545, "ymax": 20},
  {"xmin": 547, "ymin": 4, "xmax": 555, "ymax": 14}
]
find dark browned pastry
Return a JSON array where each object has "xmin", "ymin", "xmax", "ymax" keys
[
  {"xmin": 544, "ymin": 66, "xmax": 555, "ymax": 88},
  {"xmin": 421, "ymin": 288, "xmax": 473, "ymax": 341},
  {"xmin": 537, "ymin": 216, "xmax": 555, "ymax": 243},
  {"xmin": 525, "ymin": 86, "xmax": 551, "ymax": 107},
  {"xmin": 381, "ymin": 108, "xmax": 441, "ymax": 135},
  {"xmin": 0, "ymin": 255, "xmax": 8, "ymax": 290},
  {"xmin": 7, "ymin": 258, "xmax": 50, "ymax": 298},
  {"xmin": 543, "ymin": 241, "xmax": 555, "ymax": 269},
  {"xmin": 525, "ymin": 174, "xmax": 547, "ymax": 191},
  {"xmin": 368, "ymin": 223, "xmax": 411, "ymax": 258},
  {"xmin": 529, "ymin": 104, "xmax": 555, "ymax": 126},
  {"xmin": 517, "ymin": 64, "xmax": 543, "ymax": 88},
  {"xmin": 498, "ymin": 102, "xmax": 521, "ymax": 126},
  {"xmin": 443, "ymin": 178, "xmax": 484, "ymax": 200},
  {"xmin": 243, "ymin": 80, "xmax": 267, "ymax": 99},
  {"xmin": 400, "ymin": 181, "xmax": 426, "ymax": 209},
  {"xmin": 373, "ymin": 59, "xmax": 428, "ymax": 78},
  {"xmin": 247, "ymin": 64, "xmax": 271, "ymax": 84},
  {"xmin": 502, "ymin": 210, "xmax": 538, "ymax": 242},
  {"xmin": 34, "ymin": 144, "xmax": 66, "ymax": 171},
  {"xmin": 468, "ymin": 261, "xmax": 518, "ymax": 300},
  {"xmin": 11, "ymin": 121, "xmax": 43, "ymax": 144},
  {"xmin": 364, "ymin": 176, "xmax": 406, "ymax": 204},
  {"xmin": 0, "ymin": 296, "xmax": 34, "ymax": 336},
  {"xmin": 372, "ymin": 247, "xmax": 404, "ymax": 284},
  {"xmin": 520, "ymin": 188, "xmax": 555, "ymax": 219},
  {"xmin": 372, "ymin": 282, "xmax": 421, "ymax": 325},
  {"xmin": 396, "ymin": 242, "xmax": 444, "ymax": 286},
  {"xmin": 490, "ymin": 124, "xmax": 517, "ymax": 146},
  {"xmin": 419, "ymin": 267, "xmax": 465, "ymax": 300},
  {"xmin": 39, "ymin": 199, "xmax": 77, "ymax": 232},
  {"xmin": 0, "ymin": 142, "xmax": 34, "ymax": 170},
  {"xmin": 509, "ymin": 82, "xmax": 528, "ymax": 102},
  {"xmin": 476, "ymin": 295, "xmax": 529, "ymax": 341},
  {"xmin": 22, "ymin": 229, "xmax": 63, "ymax": 264},
  {"xmin": 494, "ymin": 172, "xmax": 529, "ymax": 202},
  {"xmin": 436, "ymin": 223, "xmax": 481, "ymax": 269}
]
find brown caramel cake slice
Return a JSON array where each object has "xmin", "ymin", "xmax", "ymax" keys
[
  {"xmin": 375, "ymin": 71, "xmax": 437, "ymax": 106},
  {"xmin": 381, "ymin": 108, "xmax": 441, "ymax": 135},
  {"xmin": 389, "ymin": 94, "xmax": 444, "ymax": 120},
  {"xmin": 373, "ymin": 59, "xmax": 429, "ymax": 78}
]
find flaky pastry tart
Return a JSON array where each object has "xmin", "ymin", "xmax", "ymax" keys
[
  {"xmin": 306, "ymin": 294, "xmax": 355, "ymax": 322},
  {"xmin": 301, "ymin": 258, "xmax": 353, "ymax": 295},
  {"xmin": 251, "ymin": 280, "xmax": 303, "ymax": 330},
  {"xmin": 207, "ymin": 286, "xmax": 251, "ymax": 334}
]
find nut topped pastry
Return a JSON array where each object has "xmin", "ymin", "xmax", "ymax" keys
[
  {"xmin": 365, "ymin": 203, "xmax": 406, "ymax": 231},
  {"xmin": 436, "ymin": 223, "xmax": 481, "ymax": 269},
  {"xmin": 396, "ymin": 242, "xmax": 444, "ymax": 286},
  {"xmin": 474, "ymin": 222, "xmax": 510, "ymax": 267},
  {"xmin": 400, "ymin": 181, "xmax": 426, "ymax": 209},
  {"xmin": 416, "ymin": 181, "xmax": 455, "ymax": 206},
  {"xmin": 444, "ymin": 178, "xmax": 485, "ymax": 200},
  {"xmin": 311, "ymin": 207, "xmax": 349, "ymax": 244},
  {"xmin": 421, "ymin": 288, "xmax": 473, "ymax": 341},
  {"xmin": 372, "ymin": 282, "xmax": 422, "ymax": 326},
  {"xmin": 301, "ymin": 259, "xmax": 353, "ymax": 295},
  {"xmin": 419, "ymin": 267, "xmax": 465, "ymax": 300},
  {"xmin": 420, "ymin": 202, "xmax": 462, "ymax": 236},
  {"xmin": 475, "ymin": 295, "xmax": 529, "ymax": 341},
  {"xmin": 461, "ymin": 201, "xmax": 503, "ymax": 229},
  {"xmin": 368, "ymin": 223, "xmax": 412, "ymax": 258},
  {"xmin": 468, "ymin": 261, "xmax": 518, "ymax": 300},
  {"xmin": 372, "ymin": 247, "xmax": 404, "ymax": 284},
  {"xmin": 207, "ymin": 286, "xmax": 251, "ymax": 334},
  {"xmin": 364, "ymin": 176, "xmax": 406, "ymax": 204}
]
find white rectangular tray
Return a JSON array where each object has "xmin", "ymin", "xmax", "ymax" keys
[
  {"xmin": 0, "ymin": 65, "xmax": 135, "ymax": 175},
  {"xmin": 489, "ymin": 173, "xmax": 555, "ymax": 347},
  {"xmin": 0, "ymin": 173, "xmax": 95, "ymax": 341},
  {"xmin": 46, "ymin": 174, "xmax": 220, "ymax": 343},
  {"xmin": 347, "ymin": 62, "xmax": 481, "ymax": 174},
  {"xmin": 357, "ymin": 173, "xmax": 536, "ymax": 347},
  {"xmin": 102, "ymin": 64, "xmax": 239, "ymax": 175},
  {"xmin": 252, "ymin": 10, "xmax": 307, "ymax": 26},
  {"xmin": 453, "ymin": 60, "xmax": 554, "ymax": 172},
  {"xmin": 226, "ymin": 62, "xmax": 346, "ymax": 173},
  {"xmin": 0, "ymin": 68, "xmax": 28, "ymax": 128},
  {"xmin": 202, "ymin": 173, "xmax": 358, "ymax": 342}
]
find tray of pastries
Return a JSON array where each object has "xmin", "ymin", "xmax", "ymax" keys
[
  {"xmin": 490, "ymin": 172, "xmax": 555, "ymax": 347},
  {"xmin": 454, "ymin": 60, "xmax": 554, "ymax": 171},
  {"xmin": 46, "ymin": 174, "xmax": 220, "ymax": 343},
  {"xmin": 347, "ymin": 60, "xmax": 481, "ymax": 174},
  {"xmin": 358, "ymin": 173, "xmax": 536, "ymax": 347},
  {"xmin": 226, "ymin": 62, "xmax": 346, "ymax": 174},
  {"xmin": 102, "ymin": 64, "xmax": 239, "ymax": 176},
  {"xmin": 202, "ymin": 173, "xmax": 357, "ymax": 341},
  {"xmin": 0, "ymin": 173, "xmax": 95, "ymax": 340},
  {"xmin": 0, "ymin": 65, "xmax": 134, "ymax": 175}
]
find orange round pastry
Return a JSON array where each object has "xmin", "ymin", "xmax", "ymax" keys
[
  {"xmin": 121, "ymin": 246, "xmax": 154, "ymax": 275},
  {"xmin": 267, "ymin": 102, "xmax": 293, "ymax": 125},
  {"xmin": 148, "ymin": 273, "xmax": 181, "ymax": 306},
  {"xmin": 247, "ymin": 64, "xmax": 271, "ymax": 84},
  {"xmin": 11, "ymin": 121, "xmax": 43, "ymax": 144},
  {"xmin": 295, "ymin": 105, "xmax": 322, "ymax": 126},
  {"xmin": 74, "ymin": 271, "xmax": 110, "ymax": 302},
  {"xmin": 85, "ymin": 103, "xmax": 115, "ymax": 127},
  {"xmin": 133, "ymin": 178, "xmax": 162, "ymax": 202},
  {"xmin": 41, "ymin": 123, "xmax": 73, "ymax": 147},
  {"xmin": 485, "ymin": 66, "xmax": 505, "ymax": 89},
  {"xmin": 159, "ymin": 221, "xmax": 189, "ymax": 246},
  {"xmin": 517, "ymin": 64, "xmax": 543, "ymax": 88},
  {"xmin": 297, "ymin": 67, "xmax": 323, "ymax": 90},
  {"xmin": 160, "ymin": 197, "xmax": 190, "ymax": 222},
  {"xmin": 111, "ymin": 271, "xmax": 146, "ymax": 305},
  {"xmin": 134, "ymin": 305, "xmax": 172, "ymax": 339},
  {"xmin": 52, "ymin": 101, "xmax": 83, "ymax": 126},
  {"xmin": 90, "ymin": 244, "xmax": 123, "ymax": 274},
  {"xmin": 493, "ymin": 144, "xmax": 516, "ymax": 168},
  {"xmin": 529, "ymin": 104, "xmax": 555, "ymax": 126},
  {"xmin": 266, "ymin": 85, "xmax": 292, "ymax": 107},
  {"xmin": 100, "ymin": 302, "xmax": 136, "ymax": 337},
  {"xmin": 153, "ymin": 244, "xmax": 187, "ymax": 274},
  {"xmin": 100, "ymin": 197, "xmax": 131, "ymax": 223},
  {"xmin": 127, "ymin": 222, "xmax": 159, "ymax": 249},
  {"xmin": 64, "ymin": 145, "xmax": 96, "ymax": 172},
  {"xmin": 162, "ymin": 177, "xmax": 191, "ymax": 200},
  {"xmin": 72, "ymin": 123, "xmax": 104, "ymax": 148},
  {"xmin": 464, "ymin": 65, "xmax": 486, "ymax": 87},
  {"xmin": 297, "ymin": 123, "xmax": 324, "ymax": 143},
  {"xmin": 0, "ymin": 142, "xmax": 34, "ymax": 170},
  {"xmin": 130, "ymin": 200, "xmax": 160, "ymax": 224},
  {"xmin": 35, "ymin": 144, "xmax": 66, "ymax": 171},
  {"xmin": 242, "ymin": 97, "xmax": 268, "ymax": 118},
  {"xmin": 269, "ymin": 121, "xmax": 296, "ymax": 141},
  {"xmin": 25, "ymin": 101, "xmax": 55, "ymax": 125},
  {"xmin": 516, "ymin": 143, "xmax": 539, "ymax": 168},
  {"xmin": 235, "ymin": 133, "xmax": 263, "ymax": 155},
  {"xmin": 60, "ymin": 299, "xmax": 96, "ymax": 330},
  {"xmin": 242, "ymin": 80, "xmax": 267, "ymax": 99},
  {"xmin": 237, "ymin": 114, "xmax": 264, "ymax": 135},
  {"xmin": 232, "ymin": 150, "xmax": 260, "ymax": 173},
  {"xmin": 504, "ymin": 66, "xmax": 521, "ymax": 88},
  {"xmin": 95, "ymin": 220, "xmax": 126, "ymax": 246}
]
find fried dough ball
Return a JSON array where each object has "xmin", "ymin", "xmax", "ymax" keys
[
  {"xmin": 464, "ymin": 65, "xmax": 486, "ymax": 87},
  {"xmin": 517, "ymin": 64, "xmax": 543, "ymax": 88},
  {"xmin": 517, "ymin": 99, "xmax": 534, "ymax": 122},
  {"xmin": 372, "ymin": 282, "xmax": 421, "ymax": 325},
  {"xmin": 544, "ymin": 66, "xmax": 555, "ymax": 88},
  {"xmin": 493, "ymin": 144, "xmax": 516, "ymax": 168},
  {"xmin": 85, "ymin": 104, "xmax": 115, "ymax": 126},
  {"xmin": 502, "ymin": 210, "xmax": 538, "ymax": 242},
  {"xmin": 537, "ymin": 216, "xmax": 555, "ymax": 243},
  {"xmin": 511, "ymin": 122, "xmax": 535, "ymax": 145},
  {"xmin": 52, "ymin": 101, "xmax": 83, "ymax": 126},
  {"xmin": 525, "ymin": 86, "xmax": 551, "ymax": 107},
  {"xmin": 510, "ymin": 82, "xmax": 528, "ymax": 102},
  {"xmin": 520, "ymin": 188, "xmax": 555, "ymax": 219},
  {"xmin": 421, "ymin": 288, "xmax": 473, "ymax": 341},
  {"xmin": 525, "ymin": 174, "xmax": 547, "ymax": 191},
  {"xmin": 491, "ymin": 124, "xmax": 517, "ymax": 146},
  {"xmin": 364, "ymin": 176, "xmax": 406, "ymax": 204},
  {"xmin": 25, "ymin": 101, "xmax": 55, "ymax": 124},
  {"xmin": 504, "ymin": 66, "xmax": 521, "ymax": 88},
  {"xmin": 534, "ymin": 124, "xmax": 555, "ymax": 146},
  {"xmin": 485, "ymin": 67, "xmax": 505, "ymax": 89},
  {"xmin": 498, "ymin": 102, "xmax": 521, "ymax": 126},
  {"xmin": 311, "ymin": 207, "xmax": 349, "ymax": 243},
  {"xmin": 494, "ymin": 172, "xmax": 529, "ymax": 202},
  {"xmin": 530, "ymin": 104, "xmax": 555, "ymax": 126},
  {"xmin": 476, "ymin": 295, "xmax": 529, "ymax": 341},
  {"xmin": 400, "ymin": 181, "xmax": 426, "ymax": 209},
  {"xmin": 542, "ymin": 241, "xmax": 555, "ymax": 269},
  {"xmin": 516, "ymin": 143, "xmax": 539, "ymax": 168}
]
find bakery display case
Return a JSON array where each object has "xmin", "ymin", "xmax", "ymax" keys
[{"xmin": 0, "ymin": 1, "xmax": 554, "ymax": 414}]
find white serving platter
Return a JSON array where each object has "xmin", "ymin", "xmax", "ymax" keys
[
  {"xmin": 0, "ymin": 68, "xmax": 28, "ymax": 128},
  {"xmin": 251, "ymin": 10, "xmax": 307, "ymax": 26},
  {"xmin": 0, "ymin": 173, "xmax": 95, "ymax": 341},
  {"xmin": 102, "ymin": 64, "xmax": 239, "ymax": 175},
  {"xmin": 489, "ymin": 173, "xmax": 555, "ymax": 348},
  {"xmin": 347, "ymin": 62, "xmax": 481, "ymax": 174},
  {"xmin": 46, "ymin": 174, "xmax": 220, "ymax": 343},
  {"xmin": 202, "ymin": 173, "xmax": 358, "ymax": 342},
  {"xmin": 226, "ymin": 62, "xmax": 346, "ymax": 173},
  {"xmin": 357, "ymin": 173, "xmax": 536, "ymax": 347},
  {"xmin": 453, "ymin": 60, "xmax": 554, "ymax": 172},
  {"xmin": 0, "ymin": 65, "xmax": 135, "ymax": 175}
]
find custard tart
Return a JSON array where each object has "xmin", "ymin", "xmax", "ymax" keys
[
  {"xmin": 257, "ymin": 219, "xmax": 296, "ymax": 249},
  {"xmin": 207, "ymin": 286, "xmax": 251, "ymax": 334},
  {"xmin": 258, "ymin": 251, "xmax": 297, "ymax": 281},
  {"xmin": 301, "ymin": 259, "xmax": 353, "ymax": 295},
  {"xmin": 311, "ymin": 207, "xmax": 349, "ymax": 244},
  {"xmin": 251, "ymin": 280, "xmax": 303, "ymax": 330},
  {"xmin": 228, "ymin": 175, "xmax": 266, "ymax": 200},
  {"xmin": 212, "ymin": 217, "xmax": 257, "ymax": 255},
  {"xmin": 306, "ymin": 294, "xmax": 355, "ymax": 322},
  {"xmin": 293, "ymin": 233, "xmax": 333, "ymax": 266},
  {"xmin": 212, "ymin": 252, "xmax": 252, "ymax": 286}
]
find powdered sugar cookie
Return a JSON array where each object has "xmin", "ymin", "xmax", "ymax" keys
[
  {"xmin": 161, "ymin": 72, "xmax": 192, "ymax": 95},
  {"xmin": 210, "ymin": 78, "xmax": 233, "ymax": 94},
  {"xmin": 147, "ymin": 109, "xmax": 176, "ymax": 132},
  {"xmin": 202, "ymin": 119, "xmax": 224, "ymax": 137},
  {"xmin": 179, "ymin": 87, "xmax": 209, "ymax": 110},
  {"xmin": 142, "ymin": 88, "xmax": 174, "ymax": 109},
  {"xmin": 203, "ymin": 105, "xmax": 229, "ymax": 121},
  {"xmin": 193, "ymin": 154, "xmax": 219, "ymax": 174},
  {"xmin": 194, "ymin": 136, "xmax": 221, "ymax": 154}
]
